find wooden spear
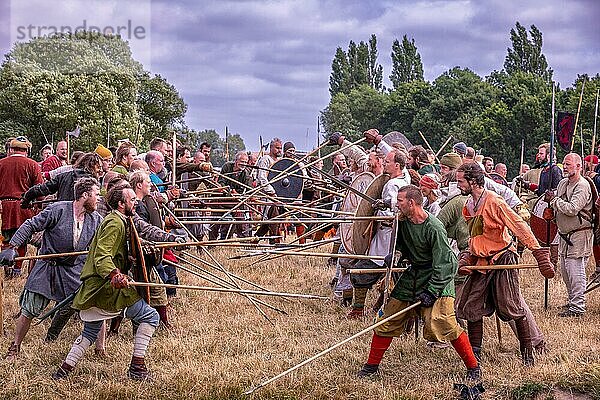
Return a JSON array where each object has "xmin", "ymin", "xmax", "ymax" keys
[
  {"xmin": 418, "ymin": 131, "xmax": 440, "ymax": 163},
  {"xmin": 592, "ymin": 89, "xmax": 599, "ymax": 156},
  {"xmin": 179, "ymin": 215, "xmax": 394, "ymax": 224},
  {"xmin": 128, "ymin": 281, "xmax": 329, "ymax": 300},
  {"xmin": 172, "ymin": 130, "xmax": 177, "ymax": 186},
  {"xmin": 348, "ymin": 268, "xmax": 406, "ymax": 274},
  {"xmin": 242, "ymin": 250, "xmax": 384, "ymax": 260},
  {"xmin": 466, "ymin": 264, "xmax": 537, "ymax": 270},
  {"xmin": 166, "ymin": 258, "xmax": 287, "ymax": 315},
  {"xmin": 571, "ymin": 79, "xmax": 586, "ymax": 151},
  {"xmin": 243, "ymin": 301, "xmax": 422, "ymax": 395},
  {"xmin": 434, "ymin": 134, "xmax": 454, "ymax": 159},
  {"xmin": 14, "ymin": 236, "xmax": 278, "ymax": 262}
]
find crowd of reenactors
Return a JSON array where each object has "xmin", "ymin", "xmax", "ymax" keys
[{"xmin": 0, "ymin": 129, "xmax": 597, "ymax": 395}]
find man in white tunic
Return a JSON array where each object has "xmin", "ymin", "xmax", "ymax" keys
[{"xmin": 348, "ymin": 149, "xmax": 409, "ymax": 318}]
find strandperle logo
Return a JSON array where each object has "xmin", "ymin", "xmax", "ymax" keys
[{"xmin": 14, "ymin": 19, "xmax": 147, "ymax": 40}]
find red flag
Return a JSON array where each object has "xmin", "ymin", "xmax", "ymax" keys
[{"xmin": 556, "ymin": 111, "xmax": 575, "ymax": 151}]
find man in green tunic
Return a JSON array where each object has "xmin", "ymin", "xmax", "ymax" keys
[
  {"xmin": 52, "ymin": 185, "xmax": 160, "ymax": 381},
  {"xmin": 357, "ymin": 185, "xmax": 481, "ymax": 383}
]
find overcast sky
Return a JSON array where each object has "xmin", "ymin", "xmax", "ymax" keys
[{"xmin": 1, "ymin": 0, "xmax": 598, "ymax": 151}]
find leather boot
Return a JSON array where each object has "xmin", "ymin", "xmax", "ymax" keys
[{"xmin": 128, "ymin": 356, "xmax": 151, "ymax": 381}]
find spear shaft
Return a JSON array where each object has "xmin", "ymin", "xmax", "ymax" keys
[
  {"xmin": 128, "ymin": 281, "xmax": 328, "ymax": 300},
  {"xmin": 243, "ymin": 301, "xmax": 422, "ymax": 395}
]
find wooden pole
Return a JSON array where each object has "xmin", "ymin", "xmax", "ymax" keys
[
  {"xmin": 418, "ymin": 131, "xmax": 440, "ymax": 163},
  {"xmin": 348, "ymin": 268, "xmax": 406, "ymax": 274},
  {"xmin": 434, "ymin": 135, "xmax": 453, "ymax": 159},
  {"xmin": 571, "ymin": 79, "xmax": 586, "ymax": 151},
  {"xmin": 128, "ymin": 281, "xmax": 329, "ymax": 300},
  {"xmin": 592, "ymin": 89, "xmax": 599, "ymax": 156},
  {"xmin": 0, "ymin": 270, "xmax": 3, "ymax": 336},
  {"xmin": 243, "ymin": 301, "xmax": 422, "ymax": 395},
  {"xmin": 172, "ymin": 130, "xmax": 177, "ymax": 187},
  {"xmin": 466, "ymin": 264, "xmax": 537, "ymax": 270},
  {"xmin": 243, "ymin": 250, "xmax": 384, "ymax": 260}
]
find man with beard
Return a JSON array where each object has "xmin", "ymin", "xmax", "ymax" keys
[
  {"xmin": 367, "ymin": 150, "xmax": 384, "ymax": 176},
  {"xmin": 218, "ymin": 151, "xmax": 253, "ymax": 238},
  {"xmin": 546, "ymin": 153, "xmax": 593, "ymax": 317},
  {"xmin": 22, "ymin": 152, "xmax": 103, "ymax": 204},
  {"xmin": 348, "ymin": 149, "xmax": 410, "ymax": 318},
  {"xmin": 41, "ymin": 140, "xmax": 68, "ymax": 179},
  {"xmin": 52, "ymin": 185, "xmax": 160, "ymax": 381},
  {"xmin": 0, "ymin": 136, "xmax": 43, "ymax": 277},
  {"xmin": 326, "ymin": 132, "xmax": 369, "ymax": 176},
  {"xmin": 482, "ymin": 157, "xmax": 494, "ymax": 174},
  {"xmin": 518, "ymin": 143, "xmax": 562, "ymax": 204},
  {"xmin": 408, "ymin": 145, "xmax": 437, "ymax": 176},
  {"xmin": 112, "ymin": 143, "xmax": 137, "ymax": 176},
  {"xmin": 255, "ymin": 138, "xmax": 283, "ymax": 241},
  {"xmin": 1, "ymin": 178, "xmax": 105, "ymax": 359},
  {"xmin": 130, "ymin": 170, "xmax": 185, "ymax": 329},
  {"xmin": 357, "ymin": 185, "xmax": 481, "ymax": 385},
  {"xmin": 454, "ymin": 163, "xmax": 554, "ymax": 366}
]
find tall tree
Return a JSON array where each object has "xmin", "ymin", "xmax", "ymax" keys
[
  {"xmin": 329, "ymin": 47, "xmax": 350, "ymax": 97},
  {"xmin": 328, "ymin": 35, "xmax": 383, "ymax": 97},
  {"xmin": 504, "ymin": 22, "xmax": 553, "ymax": 82},
  {"xmin": 367, "ymin": 34, "xmax": 383, "ymax": 91},
  {"xmin": 389, "ymin": 35, "xmax": 424, "ymax": 88}
]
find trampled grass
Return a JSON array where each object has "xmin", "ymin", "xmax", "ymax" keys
[{"xmin": 0, "ymin": 244, "xmax": 599, "ymax": 399}]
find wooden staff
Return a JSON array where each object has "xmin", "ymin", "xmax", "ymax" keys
[
  {"xmin": 128, "ymin": 281, "xmax": 328, "ymax": 300},
  {"xmin": 165, "ymin": 259, "xmax": 287, "ymax": 315},
  {"xmin": 348, "ymin": 268, "xmax": 406, "ymax": 274},
  {"xmin": 418, "ymin": 131, "xmax": 440, "ymax": 163},
  {"xmin": 15, "ymin": 236, "xmax": 279, "ymax": 261},
  {"xmin": 181, "ymin": 215, "xmax": 394, "ymax": 224},
  {"xmin": 518, "ymin": 138, "xmax": 525, "ymax": 197},
  {"xmin": 466, "ymin": 264, "xmax": 537, "ymax": 270},
  {"xmin": 592, "ymin": 88, "xmax": 599, "ymax": 156},
  {"xmin": 172, "ymin": 130, "xmax": 177, "ymax": 187},
  {"xmin": 16, "ymin": 250, "xmax": 87, "ymax": 262},
  {"xmin": 571, "ymin": 79, "xmax": 586, "ymax": 151},
  {"xmin": 0, "ymin": 270, "xmax": 3, "ymax": 336},
  {"xmin": 243, "ymin": 301, "xmax": 422, "ymax": 395},
  {"xmin": 244, "ymin": 250, "xmax": 384, "ymax": 260},
  {"xmin": 434, "ymin": 134, "xmax": 453, "ymax": 159}
]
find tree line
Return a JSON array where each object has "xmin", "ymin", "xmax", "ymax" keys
[
  {"xmin": 321, "ymin": 22, "xmax": 599, "ymax": 176},
  {"xmin": 0, "ymin": 31, "xmax": 245, "ymax": 164}
]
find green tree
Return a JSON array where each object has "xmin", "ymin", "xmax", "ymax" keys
[
  {"xmin": 412, "ymin": 67, "xmax": 498, "ymax": 149},
  {"xmin": 0, "ymin": 32, "xmax": 186, "ymax": 152},
  {"xmin": 137, "ymin": 73, "xmax": 187, "ymax": 141},
  {"xmin": 367, "ymin": 34, "xmax": 383, "ymax": 91},
  {"xmin": 328, "ymin": 35, "xmax": 383, "ymax": 97},
  {"xmin": 329, "ymin": 47, "xmax": 351, "ymax": 97},
  {"xmin": 379, "ymin": 80, "xmax": 431, "ymax": 140},
  {"xmin": 504, "ymin": 22, "xmax": 553, "ymax": 82},
  {"xmin": 320, "ymin": 92, "xmax": 359, "ymax": 136},
  {"xmin": 389, "ymin": 35, "xmax": 424, "ymax": 88}
]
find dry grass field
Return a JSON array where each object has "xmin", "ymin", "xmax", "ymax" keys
[{"xmin": 1, "ymin": 243, "xmax": 600, "ymax": 399}]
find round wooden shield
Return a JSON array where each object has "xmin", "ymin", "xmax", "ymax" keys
[
  {"xmin": 351, "ymin": 174, "xmax": 390, "ymax": 255},
  {"xmin": 382, "ymin": 131, "xmax": 413, "ymax": 150},
  {"xmin": 267, "ymin": 158, "xmax": 304, "ymax": 202},
  {"xmin": 339, "ymin": 172, "xmax": 375, "ymax": 254}
]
